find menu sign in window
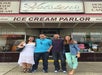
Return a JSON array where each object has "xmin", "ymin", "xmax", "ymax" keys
[
  {"xmin": 85, "ymin": 2, "xmax": 102, "ymax": 13},
  {"xmin": 0, "ymin": 1, "xmax": 19, "ymax": 13}
]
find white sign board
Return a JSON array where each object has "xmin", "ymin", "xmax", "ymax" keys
[
  {"xmin": 0, "ymin": 1, "xmax": 19, "ymax": 13},
  {"xmin": 85, "ymin": 2, "xmax": 102, "ymax": 13},
  {"xmin": 20, "ymin": 1, "xmax": 84, "ymax": 13},
  {"xmin": 0, "ymin": 15, "xmax": 102, "ymax": 23}
]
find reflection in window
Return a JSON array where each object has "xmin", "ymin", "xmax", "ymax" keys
[
  {"xmin": 72, "ymin": 32, "xmax": 86, "ymax": 42},
  {"xmin": 72, "ymin": 32, "xmax": 102, "ymax": 53},
  {"xmin": 0, "ymin": 35, "xmax": 24, "ymax": 52}
]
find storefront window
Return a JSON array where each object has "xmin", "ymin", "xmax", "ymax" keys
[
  {"xmin": 0, "ymin": 34, "xmax": 24, "ymax": 52},
  {"xmin": 72, "ymin": 32, "xmax": 86, "ymax": 42},
  {"xmin": 72, "ymin": 32, "xmax": 102, "ymax": 53},
  {"xmin": 90, "ymin": 33, "xmax": 102, "ymax": 52}
]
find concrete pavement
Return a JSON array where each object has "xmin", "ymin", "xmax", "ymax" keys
[
  {"xmin": 0, "ymin": 63, "xmax": 17, "ymax": 75},
  {"xmin": 0, "ymin": 62, "xmax": 102, "ymax": 75}
]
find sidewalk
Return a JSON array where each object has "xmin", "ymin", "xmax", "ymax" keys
[
  {"xmin": 0, "ymin": 63, "xmax": 17, "ymax": 75},
  {"xmin": 0, "ymin": 62, "xmax": 102, "ymax": 75}
]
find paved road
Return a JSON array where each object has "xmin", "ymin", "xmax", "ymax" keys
[{"xmin": 0, "ymin": 62, "xmax": 102, "ymax": 75}]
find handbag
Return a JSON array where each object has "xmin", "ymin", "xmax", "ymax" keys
[{"xmin": 16, "ymin": 46, "xmax": 25, "ymax": 52}]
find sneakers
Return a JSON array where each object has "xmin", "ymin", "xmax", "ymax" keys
[
  {"xmin": 54, "ymin": 70, "xmax": 58, "ymax": 73},
  {"xmin": 54, "ymin": 70, "xmax": 66, "ymax": 73},
  {"xmin": 43, "ymin": 70, "xmax": 48, "ymax": 73},
  {"xmin": 63, "ymin": 70, "xmax": 67, "ymax": 73},
  {"xmin": 31, "ymin": 70, "xmax": 37, "ymax": 73}
]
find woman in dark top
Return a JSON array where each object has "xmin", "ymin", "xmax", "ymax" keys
[{"xmin": 64, "ymin": 35, "xmax": 80, "ymax": 75}]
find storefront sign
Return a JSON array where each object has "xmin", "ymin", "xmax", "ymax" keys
[
  {"xmin": 13, "ymin": 17, "xmax": 91, "ymax": 22},
  {"xmin": 0, "ymin": 15, "xmax": 102, "ymax": 23},
  {"xmin": 20, "ymin": 1, "xmax": 84, "ymax": 13},
  {"xmin": 84, "ymin": 2, "xmax": 102, "ymax": 13},
  {"xmin": 0, "ymin": 1, "xmax": 19, "ymax": 13}
]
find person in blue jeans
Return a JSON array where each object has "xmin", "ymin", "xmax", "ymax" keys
[
  {"xmin": 31, "ymin": 34, "xmax": 52, "ymax": 73},
  {"xmin": 64, "ymin": 35, "xmax": 80, "ymax": 75},
  {"xmin": 51, "ymin": 34, "xmax": 66, "ymax": 73}
]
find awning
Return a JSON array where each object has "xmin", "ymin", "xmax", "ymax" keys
[{"xmin": 0, "ymin": 14, "xmax": 102, "ymax": 29}]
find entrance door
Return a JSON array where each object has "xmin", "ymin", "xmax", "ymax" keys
[{"xmin": 40, "ymin": 28, "xmax": 60, "ymax": 38}]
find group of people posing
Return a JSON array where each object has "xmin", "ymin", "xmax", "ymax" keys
[{"xmin": 17, "ymin": 34, "xmax": 80, "ymax": 75}]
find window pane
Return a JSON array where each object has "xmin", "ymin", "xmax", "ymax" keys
[{"xmin": 0, "ymin": 35, "xmax": 24, "ymax": 52}]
